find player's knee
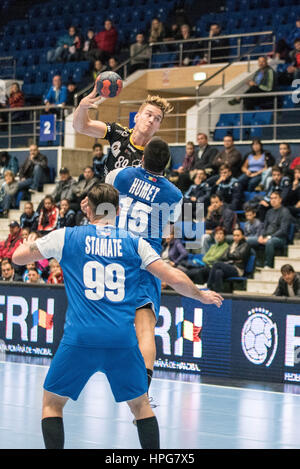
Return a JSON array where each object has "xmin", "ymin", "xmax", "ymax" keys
[{"xmin": 127, "ymin": 394, "xmax": 152, "ymax": 419}]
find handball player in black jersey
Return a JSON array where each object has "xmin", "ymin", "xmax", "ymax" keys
[
  {"xmin": 73, "ymin": 85, "xmax": 173, "ymax": 394},
  {"xmin": 73, "ymin": 83, "xmax": 173, "ymax": 177}
]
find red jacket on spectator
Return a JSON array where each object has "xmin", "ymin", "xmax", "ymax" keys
[
  {"xmin": 95, "ymin": 27, "xmax": 118, "ymax": 54},
  {"xmin": 9, "ymin": 91, "xmax": 25, "ymax": 108},
  {"xmin": 37, "ymin": 206, "xmax": 59, "ymax": 233},
  {"xmin": 0, "ymin": 228, "xmax": 22, "ymax": 260},
  {"xmin": 47, "ymin": 271, "xmax": 64, "ymax": 284}
]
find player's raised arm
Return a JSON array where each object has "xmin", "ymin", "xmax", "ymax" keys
[
  {"xmin": 72, "ymin": 82, "xmax": 107, "ymax": 138},
  {"xmin": 12, "ymin": 229, "xmax": 65, "ymax": 266},
  {"xmin": 147, "ymin": 258, "xmax": 223, "ymax": 307},
  {"xmin": 12, "ymin": 239, "xmax": 44, "ymax": 265}
]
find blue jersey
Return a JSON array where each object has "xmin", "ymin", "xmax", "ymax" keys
[
  {"xmin": 36, "ymin": 225, "xmax": 160, "ymax": 348},
  {"xmin": 106, "ymin": 166, "xmax": 183, "ymax": 254}
]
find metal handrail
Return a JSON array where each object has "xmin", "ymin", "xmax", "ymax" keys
[
  {"xmin": 74, "ymin": 30, "xmax": 275, "ymax": 107},
  {"xmin": 0, "ymin": 105, "xmax": 74, "ymax": 148}
]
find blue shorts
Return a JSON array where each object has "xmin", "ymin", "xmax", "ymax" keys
[
  {"xmin": 44, "ymin": 342, "xmax": 148, "ymax": 403},
  {"xmin": 136, "ymin": 269, "xmax": 161, "ymax": 320}
]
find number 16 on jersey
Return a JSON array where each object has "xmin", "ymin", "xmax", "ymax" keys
[{"xmin": 40, "ymin": 114, "xmax": 56, "ymax": 142}]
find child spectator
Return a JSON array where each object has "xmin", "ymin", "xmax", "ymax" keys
[
  {"xmin": 47, "ymin": 259, "xmax": 64, "ymax": 284},
  {"xmin": 57, "ymin": 199, "xmax": 76, "ymax": 228},
  {"xmin": 37, "ymin": 196, "xmax": 59, "ymax": 235},
  {"xmin": 20, "ymin": 201, "xmax": 39, "ymax": 231},
  {"xmin": 0, "ymin": 170, "xmax": 19, "ymax": 217}
]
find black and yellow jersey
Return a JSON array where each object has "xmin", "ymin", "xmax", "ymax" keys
[{"xmin": 103, "ymin": 122, "xmax": 144, "ymax": 177}]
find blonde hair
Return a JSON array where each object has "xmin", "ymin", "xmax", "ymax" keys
[
  {"xmin": 139, "ymin": 95, "xmax": 173, "ymax": 119},
  {"xmin": 4, "ymin": 170, "xmax": 15, "ymax": 181}
]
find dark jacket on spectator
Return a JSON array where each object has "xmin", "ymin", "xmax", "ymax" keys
[
  {"xmin": 20, "ymin": 211, "xmax": 39, "ymax": 231},
  {"xmin": 205, "ymin": 204, "xmax": 236, "ymax": 234},
  {"xmin": 52, "ymin": 177, "xmax": 76, "ymax": 203},
  {"xmin": 192, "ymin": 145, "xmax": 218, "ymax": 171},
  {"xmin": 211, "ymin": 176, "xmax": 242, "ymax": 211},
  {"xmin": 212, "ymin": 147, "xmax": 242, "ymax": 177},
  {"xmin": 19, "ymin": 153, "xmax": 49, "ymax": 180},
  {"xmin": 220, "ymin": 238, "xmax": 251, "ymax": 273},
  {"xmin": 274, "ymin": 273, "xmax": 300, "ymax": 297},
  {"xmin": 260, "ymin": 206, "xmax": 291, "ymax": 241}
]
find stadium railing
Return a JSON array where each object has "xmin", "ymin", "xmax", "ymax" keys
[
  {"xmin": 74, "ymin": 30, "xmax": 275, "ymax": 107},
  {"xmin": 0, "ymin": 105, "xmax": 74, "ymax": 148},
  {"xmin": 118, "ymin": 90, "xmax": 300, "ymax": 143}
]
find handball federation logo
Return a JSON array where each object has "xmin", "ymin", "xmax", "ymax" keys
[{"xmin": 241, "ymin": 307, "xmax": 278, "ymax": 367}]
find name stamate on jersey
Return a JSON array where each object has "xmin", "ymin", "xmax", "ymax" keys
[
  {"xmin": 85, "ymin": 236, "xmax": 123, "ymax": 257},
  {"xmin": 128, "ymin": 177, "xmax": 160, "ymax": 202}
]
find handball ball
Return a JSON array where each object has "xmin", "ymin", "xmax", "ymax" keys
[{"xmin": 96, "ymin": 71, "xmax": 123, "ymax": 98}]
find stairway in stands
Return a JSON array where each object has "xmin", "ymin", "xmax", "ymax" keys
[{"xmin": 0, "ymin": 183, "xmax": 56, "ymax": 240}]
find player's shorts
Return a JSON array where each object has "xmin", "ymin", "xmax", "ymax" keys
[
  {"xmin": 44, "ymin": 342, "xmax": 148, "ymax": 403},
  {"xmin": 135, "ymin": 269, "xmax": 161, "ymax": 320}
]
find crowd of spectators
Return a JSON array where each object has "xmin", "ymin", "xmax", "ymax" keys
[{"xmin": 0, "ymin": 133, "xmax": 299, "ymax": 294}]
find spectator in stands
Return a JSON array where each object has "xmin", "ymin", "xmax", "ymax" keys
[
  {"xmin": 286, "ymin": 165, "xmax": 300, "ymax": 223},
  {"xmin": 107, "ymin": 57, "xmax": 119, "ymax": 71},
  {"xmin": 210, "ymin": 164, "xmax": 243, "ymax": 211},
  {"xmin": 211, "ymin": 134, "xmax": 242, "ymax": 178},
  {"xmin": 18, "ymin": 144, "xmax": 50, "ymax": 193},
  {"xmin": 238, "ymin": 139, "xmax": 268, "ymax": 191},
  {"xmin": 202, "ymin": 193, "xmax": 236, "ymax": 253},
  {"xmin": 0, "ymin": 81, "xmax": 7, "ymax": 128},
  {"xmin": 0, "ymin": 151, "xmax": 19, "ymax": 179},
  {"xmin": 51, "ymin": 167, "xmax": 76, "ymax": 205},
  {"xmin": 1, "ymin": 259, "xmax": 21, "ymax": 282},
  {"xmin": 276, "ymin": 142, "xmax": 294, "ymax": 174},
  {"xmin": 26, "ymin": 267, "xmax": 45, "ymax": 284},
  {"xmin": 247, "ymin": 191, "xmax": 291, "ymax": 268},
  {"xmin": 229, "ymin": 56, "xmax": 275, "ymax": 110},
  {"xmin": 179, "ymin": 24, "xmax": 196, "ymax": 66},
  {"xmin": 47, "ymin": 259, "xmax": 64, "ymax": 284},
  {"xmin": 94, "ymin": 19, "xmax": 118, "ymax": 62},
  {"xmin": 71, "ymin": 166, "xmax": 99, "ymax": 214},
  {"xmin": 183, "ymin": 169, "xmax": 211, "ymax": 217},
  {"xmin": 66, "ymin": 82, "xmax": 77, "ymax": 107},
  {"xmin": 47, "ymin": 25, "xmax": 79, "ymax": 63},
  {"xmin": 44, "ymin": 75, "xmax": 67, "ymax": 110},
  {"xmin": 8, "ymin": 82, "xmax": 25, "ymax": 121},
  {"xmin": 243, "ymin": 207, "xmax": 263, "ymax": 241},
  {"xmin": 82, "ymin": 29, "xmax": 99, "ymax": 61},
  {"xmin": 91, "ymin": 59, "xmax": 107, "ymax": 82},
  {"xmin": 37, "ymin": 196, "xmax": 59, "ymax": 236},
  {"xmin": 0, "ymin": 170, "xmax": 18, "ymax": 217},
  {"xmin": 0, "ymin": 221, "xmax": 22, "ymax": 263},
  {"xmin": 247, "ymin": 165, "xmax": 292, "ymax": 221},
  {"xmin": 193, "ymin": 132, "xmax": 218, "ymax": 174},
  {"xmin": 20, "ymin": 201, "xmax": 39, "ymax": 231},
  {"xmin": 130, "ymin": 33, "xmax": 151, "ymax": 73},
  {"xmin": 22, "ymin": 261, "xmax": 42, "ymax": 282},
  {"xmin": 20, "ymin": 227, "xmax": 30, "ymax": 241},
  {"xmin": 207, "ymin": 227, "xmax": 250, "ymax": 292},
  {"xmin": 148, "ymin": 18, "xmax": 165, "ymax": 43},
  {"xmin": 207, "ymin": 23, "xmax": 229, "ymax": 63},
  {"xmin": 186, "ymin": 226, "xmax": 229, "ymax": 285},
  {"xmin": 286, "ymin": 38, "xmax": 300, "ymax": 82},
  {"xmin": 161, "ymin": 229, "xmax": 188, "ymax": 269},
  {"xmin": 57, "ymin": 198, "xmax": 76, "ymax": 228},
  {"xmin": 91, "ymin": 143, "xmax": 107, "ymax": 181},
  {"xmin": 168, "ymin": 141, "xmax": 197, "ymax": 193},
  {"xmin": 274, "ymin": 264, "xmax": 300, "ymax": 297},
  {"xmin": 287, "ymin": 17, "xmax": 300, "ymax": 48}
]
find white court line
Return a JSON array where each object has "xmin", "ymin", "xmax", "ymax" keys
[{"xmin": 2, "ymin": 359, "xmax": 300, "ymax": 398}]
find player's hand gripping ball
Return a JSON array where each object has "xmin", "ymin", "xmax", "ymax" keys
[{"xmin": 96, "ymin": 71, "xmax": 123, "ymax": 98}]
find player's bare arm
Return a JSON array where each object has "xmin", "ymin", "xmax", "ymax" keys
[
  {"xmin": 72, "ymin": 83, "xmax": 107, "ymax": 138},
  {"xmin": 12, "ymin": 240, "xmax": 44, "ymax": 265},
  {"xmin": 147, "ymin": 259, "xmax": 223, "ymax": 308}
]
